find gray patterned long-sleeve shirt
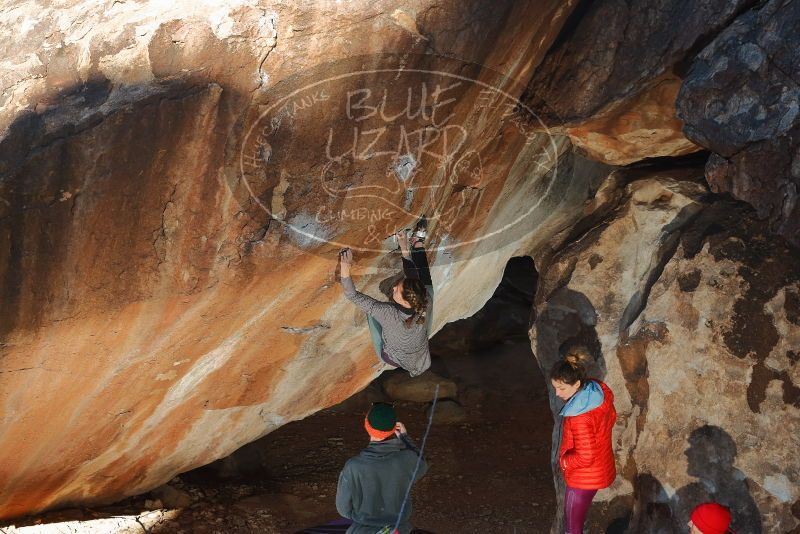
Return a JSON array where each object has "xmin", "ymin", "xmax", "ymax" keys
[{"xmin": 341, "ymin": 275, "xmax": 431, "ymax": 377}]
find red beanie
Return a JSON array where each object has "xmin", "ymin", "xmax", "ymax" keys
[{"xmin": 690, "ymin": 503, "xmax": 734, "ymax": 534}]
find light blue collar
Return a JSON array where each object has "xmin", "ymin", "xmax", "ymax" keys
[{"xmin": 559, "ymin": 380, "xmax": 604, "ymax": 416}]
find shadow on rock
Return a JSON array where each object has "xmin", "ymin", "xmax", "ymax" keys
[
  {"xmin": 672, "ymin": 425, "xmax": 762, "ymax": 533},
  {"xmin": 629, "ymin": 425, "xmax": 762, "ymax": 533}
]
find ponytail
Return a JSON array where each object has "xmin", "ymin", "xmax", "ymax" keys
[
  {"xmin": 550, "ymin": 351, "xmax": 587, "ymax": 386},
  {"xmin": 401, "ymin": 278, "xmax": 428, "ymax": 328}
]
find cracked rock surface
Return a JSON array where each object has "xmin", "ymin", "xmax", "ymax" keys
[
  {"xmin": 532, "ymin": 172, "xmax": 800, "ymax": 533},
  {"xmin": 677, "ymin": 0, "xmax": 800, "ymax": 247}
]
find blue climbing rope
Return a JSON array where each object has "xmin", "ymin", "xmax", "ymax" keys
[{"xmin": 391, "ymin": 383, "xmax": 439, "ymax": 534}]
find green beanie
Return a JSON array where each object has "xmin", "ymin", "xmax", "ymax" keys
[{"xmin": 367, "ymin": 403, "xmax": 397, "ymax": 431}]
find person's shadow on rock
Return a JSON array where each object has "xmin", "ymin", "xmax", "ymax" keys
[
  {"xmin": 624, "ymin": 473, "xmax": 677, "ymax": 534},
  {"xmin": 672, "ymin": 425, "xmax": 762, "ymax": 533}
]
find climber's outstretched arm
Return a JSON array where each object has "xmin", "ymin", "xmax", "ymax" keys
[
  {"xmin": 339, "ymin": 249, "xmax": 395, "ymax": 324},
  {"xmin": 396, "ymin": 231, "xmax": 412, "ymax": 261}
]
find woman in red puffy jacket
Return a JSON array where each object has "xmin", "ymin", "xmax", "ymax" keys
[{"xmin": 551, "ymin": 352, "xmax": 617, "ymax": 534}]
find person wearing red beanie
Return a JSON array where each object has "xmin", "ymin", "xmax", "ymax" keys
[{"xmin": 689, "ymin": 503, "xmax": 735, "ymax": 534}]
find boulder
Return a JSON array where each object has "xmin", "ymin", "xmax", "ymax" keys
[
  {"xmin": 151, "ymin": 485, "xmax": 193, "ymax": 509},
  {"xmin": 383, "ymin": 371, "xmax": 458, "ymax": 403},
  {"xmin": 518, "ymin": 0, "xmax": 752, "ymax": 165},
  {"xmin": 428, "ymin": 399, "xmax": 468, "ymax": 425},
  {"xmin": 677, "ymin": 0, "xmax": 800, "ymax": 247},
  {"xmin": 564, "ymin": 74, "xmax": 701, "ymax": 165},
  {"xmin": 523, "ymin": 0, "xmax": 755, "ymax": 125},
  {"xmin": 677, "ymin": 0, "xmax": 800, "ymax": 156},
  {"xmin": 0, "ymin": 0, "xmax": 603, "ymax": 518},
  {"xmin": 531, "ymin": 173, "xmax": 800, "ymax": 533}
]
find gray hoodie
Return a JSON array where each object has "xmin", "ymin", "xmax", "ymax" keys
[{"xmin": 335, "ymin": 435, "xmax": 428, "ymax": 534}]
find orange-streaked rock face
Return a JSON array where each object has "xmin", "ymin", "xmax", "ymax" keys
[
  {"xmin": 566, "ymin": 75, "xmax": 701, "ymax": 165},
  {"xmin": 0, "ymin": 0, "xmax": 601, "ymax": 519}
]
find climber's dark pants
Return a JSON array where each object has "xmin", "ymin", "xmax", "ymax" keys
[{"xmin": 409, "ymin": 247, "xmax": 433, "ymax": 287}]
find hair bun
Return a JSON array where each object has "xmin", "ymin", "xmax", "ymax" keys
[
  {"xmin": 565, "ymin": 351, "xmax": 586, "ymax": 369},
  {"xmin": 550, "ymin": 350, "xmax": 589, "ymax": 385}
]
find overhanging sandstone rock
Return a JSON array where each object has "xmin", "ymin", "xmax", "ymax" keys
[{"xmin": 0, "ymin": 0, "xmax": 598, "ymax": 519}]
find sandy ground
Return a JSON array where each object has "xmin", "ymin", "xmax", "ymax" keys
[{"xmin": 3, "ymin": 340, "xmax": 558, "ymax": 534}]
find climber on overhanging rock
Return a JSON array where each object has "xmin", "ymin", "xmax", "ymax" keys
[
  {"xmin": 338, "ymin": 220, "xmax": 433, "ymax": 377},
  {"xmin": 688, "ymin": 503, "xmax": 736, "ymax": 534},
  {"xmin": 550, "ymin": 352, "xmax": 617, "ymax": 534},
  {"xmin": 335, "ymin": 403, "xmax": 428, "ymax": 534}
]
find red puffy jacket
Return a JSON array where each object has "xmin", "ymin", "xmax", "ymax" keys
[{"xmin": 558, "ymin": 380, "xmax": 617, "ymax": 490}]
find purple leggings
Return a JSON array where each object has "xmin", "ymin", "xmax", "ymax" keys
[{"xmin": 564, "ymin": 486, "xmax": 597, "ymax": 534}]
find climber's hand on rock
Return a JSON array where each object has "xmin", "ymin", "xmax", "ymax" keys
[
  {"xmin": 395, "ymin": 231, "xmax": 410, "ymax": 257},
  {"xmin": 339, "ymin": 249, "xmax": 353, "ymax": 277},
  {"xmin": 394, "ymin": 422, "xmax": 407, "ymax": 436}
]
